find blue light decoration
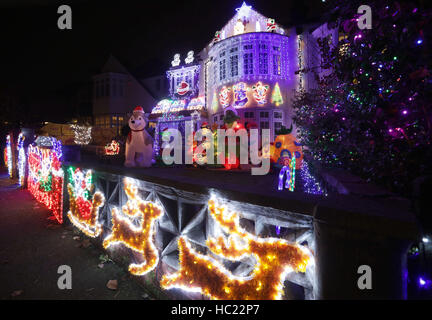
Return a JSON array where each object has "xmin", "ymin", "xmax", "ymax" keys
[
  {"xmin": 418, "ymin": 276, "xmax": 432, "ymax": 289},
  {"xmin": 299, "ymin": 161, "xmax": 326, "ymax": 196},
  {"xmin": 278, "ymin": 157, "xmax": 295, "ymax": 191},
  {"xmin": 416, "ymin": 39, "xmax": 423, "ymax": 45}
]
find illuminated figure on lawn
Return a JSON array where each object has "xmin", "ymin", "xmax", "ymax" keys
[{"xmin": 125, "ymin": 106, "xmax": 153, "ymax": 168}]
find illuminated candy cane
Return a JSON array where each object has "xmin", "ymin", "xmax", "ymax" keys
[{"xmin": 278, "ymin": 157, "xmax": 296, "ymax": 191}]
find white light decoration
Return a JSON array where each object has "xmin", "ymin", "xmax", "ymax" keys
[
  {"xmin": 17, "ymin": 133, "xmax": 26, "ymax": 186},
  {"xmin": 233, "ymin": 19, "xmax": 245, "ymax": 36},
  {"xmin": 70, "ymin": 124, "xmax": 92, "ymax": 145},
  {"xmin": 171, "ymin": 53, "xmax": 181, "ymax": 67},
  {"xmin": 235, "ymin": 1, "xmax": 252, "ymax": 19},
  {"xmin": 255, "ymin": 21, "xmax": 261, "ymax": 32},
  {"xmin": 185, "ymin": 50, "xmax": 194, "ymax": 64},
  {"xmin": 6, "ymin": 134, "xmax": 13, "ymax": 178}
]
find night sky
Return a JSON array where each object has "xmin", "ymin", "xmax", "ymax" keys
[{"xmin": 0, "ymin": 0, "xmax": 326, "ymax": 125}]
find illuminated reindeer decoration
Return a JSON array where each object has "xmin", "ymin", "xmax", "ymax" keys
[
  {"xmin": 161, "ymin": 198, "xmax": 311, "ymax": 300},
  {"xmin": 103, "ymin": 178, "xmax": 163, "ymax": 275}
]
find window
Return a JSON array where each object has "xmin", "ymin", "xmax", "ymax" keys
[
  {"xmin": 260, "ymin": 111, "xmax": 269, "ymax": 118},
  {"xmin": 230, "ymin": 55, "xmax": 238, "ymax": 77},
  {"xmin": 259, "ymin": 44, "xmax": 267, "ymax": 50},
  {"xmin": 118, "ymin": 116, "xmax": 124, "ymax": 124},
  {"xmin": 220, "ymin": 115, "xmax": 224, "ymax": 121},
  {"xmin": 273, "ymin": 54, "xmax": 281, "ymax": 76},
  {"xmin": 259, "ymin": 53, "xmax": 268, "ymax": 74},
  {"xmin": 112, "ymin": 116, "xmax": 117, "ymax": 128},
  {"xmin": 274, "ymin": 111, "xmax": 283, "ymax": 119},
  {"xmin": 274, "ymin": 122, "xmax": 282, "ymax": 134},
  {"xmin": 260, "ymin": 121, "xmax": 269, "ymax": 129},
  {"xmin": 219, "ymin": 59, "xmax": 226, "ymax": 81},
  {"xmin": 214, "ymin": 116, "xmax": 217, "ymax": 122},
  {"xmin": 219, "ymin": 51, "xmax": 226, "ymax": 57},
  {"xmin": 273, "ymin": 46, "xmax": 280, "ymax": 51},
  {"xmin": 101, "ymin": 80, "xmax": 105, "ymax": 97},
  {"xmin": 243, "ymin": 53, "xmax": 253, "ymax": 75},
  {"xmin": 230, "ymin": 47, "xmax": 238, "ymax": 53},
  {"xmin": 105, "ymin": 79, "xmax": 110, "ymax": 96},
  {"xmin": 244, "ymin": 44, "xmax": 253, "ymax": 50},
  {"xmin": 245, "ymin": 112, "xmax": 254, "ymax": 118}
]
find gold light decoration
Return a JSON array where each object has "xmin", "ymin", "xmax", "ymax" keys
[
  {"xmin": 160, "ymin": 198, "xmax": 311, "ymax": 300},
  {"xmin": 103, "ymin": 178, "xmax": 163, "ymax": 275}
]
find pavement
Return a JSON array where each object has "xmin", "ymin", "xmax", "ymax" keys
[{"xmin": 0, "ymin": 169, "xmax": 149, "ymax": 300}]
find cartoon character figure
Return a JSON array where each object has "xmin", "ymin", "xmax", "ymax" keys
[
  {"xmin": 171, "ymin": 54, "xmax": 181, "ymax": 67},
  {"xmin": 233, "ymin": 82, "xmax": 249, "ymax": 107},
  {"xmin": 219, "ymin": 86, "xmax": 231, "ymax": 107},
  {"xmin": 266, "ymin": 18, "xmax": 276, "ymax": 32},
  {"xmin": 125, "ymin": 106, "xmax": 153, "ymax": 168},
  {"xmin": 252, "ymin": 82, "xmax": 269, "ymax": 105},
  {"xmin": 213, "ymin": 31, "xmax": 221, "ymax": 44},
  {"xmin": 270, "ymin": 133, "xmax": 303, "ymax": 170},
  {"xmin": 176, "ymin": 81, "xmax": 190, "ymax": 96},
  {"xmin": 233, "ymin": 19, "xmax": 245, "ymax": 35},
  {"xmin": 185, "ymin": 50, "xmax": 194, "ymax": 64}
]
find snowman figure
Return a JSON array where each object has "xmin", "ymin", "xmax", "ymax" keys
[
  {"xmin": 125, "ymin": 106, "xmax": 153, "ymax": 168},
  {"xmin": 185, "ymin": 50, "xmax": 194, "ymax": 64},
  {"xmin": 171, "ymin": 54, "xmax": 181, "ymax": 67}
]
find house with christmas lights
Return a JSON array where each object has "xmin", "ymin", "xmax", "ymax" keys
[{"xmin": 148, "ymin": 2, "xmax": 337, "ymax": 154}]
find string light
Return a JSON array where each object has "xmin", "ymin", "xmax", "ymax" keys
[
  {"xmin": 6, "ymin": 134, "xmax": 13, "ymax": 178},
  {"xmin": 27, "ymin": 139, "xmax": 64, "ymax": 223},
  {"xmin": 161, "ymin": 197, "xmax": 311, "ymax": 300},
  {"xmin": 70, "ymin": 124, "xmax": 92, "ymax": 145},
  {"xmin": 104, "ymin": 140, "xmax": 120, "ymax": 155},
  {"xmin": 299, "ymin": 161, "xmax": 327, "ymax": 196},
  {"xmin": 278, "ymin": 157, "xmax": 295, "ymax": 191},
  {"xmin": 66, "ymin": 167, "xmax": 104, "ymax": 237},
  {"xmin": 17, "ymin": 133, "xmax": 26, "ymax": 186},
  {"xmin": 251, "ymin": 81, "xmax": 269, "ymax": 105},
  {"xmin": 103, "ymin": 178, "xmax": 164, "ymax": 276}
]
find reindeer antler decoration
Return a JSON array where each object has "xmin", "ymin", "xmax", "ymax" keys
[{"xmin": 161, "ymin": 198, "xmax": 311, "ymax": 300}]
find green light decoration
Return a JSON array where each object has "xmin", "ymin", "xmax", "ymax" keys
[{"xmin": 271, "ymin": 83, "xmax": 283, "ymax": 106}]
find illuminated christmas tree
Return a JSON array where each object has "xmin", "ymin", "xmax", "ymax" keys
[
  {"xmin": 271, "ymin": 83, "xmax": 283, "ymax": 106},
  {"xmin": 292, "ymin": 0, "xmax": 432, "ymax": 195}
]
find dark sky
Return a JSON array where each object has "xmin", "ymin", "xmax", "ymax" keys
[{"xmin": 0, "ymin": 0, "xmax": 326, "ymax": 123}]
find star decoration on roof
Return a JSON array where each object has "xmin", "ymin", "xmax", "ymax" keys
[{"xmin": 235, "ymin": 1, "xmax": 252, "ymax": 19}]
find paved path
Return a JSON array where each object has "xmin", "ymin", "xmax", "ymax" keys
[{"xmin": 0, "ymin": 170, "xmax": 147, "ymax": 300}]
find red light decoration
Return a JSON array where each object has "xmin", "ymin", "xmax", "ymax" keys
[
  {"xmin": 67, "ymin": 167, "xmax": 105, "ymax": 237},
  {"xmin": 104, "ymin": 140, "xmax": 120, "ymax": 155},
  {"xmin": 27, "ymin": 144, "xmax": 64, "ymax": 224}
]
